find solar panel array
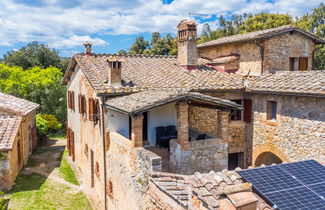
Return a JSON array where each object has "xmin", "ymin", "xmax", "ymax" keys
[{"xmin": 238, "ymin": 160, "xmax": 325, "ymax": 210}]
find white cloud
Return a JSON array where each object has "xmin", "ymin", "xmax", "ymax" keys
[{"xmin": 0, "ymin": 0, "xmax": 322, "ymax": 50}]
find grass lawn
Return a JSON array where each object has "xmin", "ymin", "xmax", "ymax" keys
[
  {"xmin": 59, "ymin": 156, "xmax": 79, "ymax": 185},
  {"xmin": 49, "ymin": 133, "xmax": 66, "ymax": 139},
  {"xmin": 9, "ymin": 173, "xmax": 91, "ymax": 210}
]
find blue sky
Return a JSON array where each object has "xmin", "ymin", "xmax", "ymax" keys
[{"xmin": 0, "ymin": 0, "xmax": 322, "ymax": 58}]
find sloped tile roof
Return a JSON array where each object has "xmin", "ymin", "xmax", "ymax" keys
[
  {"xmin": 63, "ymin": 53, "xmax": 245, "ymax": 93},
  {"xmin": 247, "ymin": 70, "xmax": 325, "ymax": 96},
  {"xmin": 0, "ymin": 114, "xmax": 21, "ymax": 151},
  {"xmin": 104, "ymin": 90, "xmax": 242, "ymax": 115},
  {"xmin": 198, "ymin": 25, "xmax": 325, "ymax": 48},
  {"xmin": 151, "ymin": 170, "xmax": 271, "ymax": 209},
  {"xmin": 0, "ymin": 92, "xmax": 40, "ymax": 115},
  {"xmin": 63, "ymin": 53, "xmax": 325, "ymax": 97}
]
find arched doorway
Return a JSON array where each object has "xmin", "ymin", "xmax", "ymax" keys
[
  {"xmin": 253, "ymin": 144, "xmax": 290, "ymax": 166},
  {"xmin": 254, "ymin": 152, "xmax": 283, "ymax": 166}
]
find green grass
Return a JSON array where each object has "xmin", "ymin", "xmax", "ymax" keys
[
  {"xmin": 9, "ymin": 173, "xmax": 91, "ymax": 210},
  {"xmin": 49, "ymin": 133, "xmax": 66, "ymax": 139},
  {"xmin": 59, "ymin": 157, "xmax": 79, "ymax": 186}
]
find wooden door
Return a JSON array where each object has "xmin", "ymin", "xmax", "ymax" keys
[
  {"xmin": 299, "ymin": 57, "xmax": 308, "ymax": 71},
  {"xmin": 71, "ymin": 131, "xmax": 75, "ymax": 161}
]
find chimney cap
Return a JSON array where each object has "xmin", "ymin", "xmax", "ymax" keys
[
  {"xmin": 177, "ymin": 19, "xmax": 196, "ymax": 28},
  {"xmin": 83, "ymin": 42, "xmax": 92, "ymax": 47}
]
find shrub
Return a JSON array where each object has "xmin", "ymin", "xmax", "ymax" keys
[
  {"xmin": 40, "ymin": 114, "xmax": 62, "ymax": 131},
  {"xmin": 36, "ymin": 114, "xmax": 49, "ymax": 141}
]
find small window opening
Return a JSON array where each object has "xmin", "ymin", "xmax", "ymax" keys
[{"xmin": 267, "ymin": 101, "xmax": 277, "ymax": 121}]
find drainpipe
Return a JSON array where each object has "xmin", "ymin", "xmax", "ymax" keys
[
  {"xmin": 254, "ymin": 40, "xmax": 264, "ymax": 75},
  {"xmin": 100, "ymin": 96, "xmax": 107, "ymax": 210},
  {"xmin": 312, "ymin": 44, "xmax": 324, "ymax": 69}
]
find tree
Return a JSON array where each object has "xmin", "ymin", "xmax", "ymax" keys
[
  {"xmin": 2, "ymin": 41, "xmax": 65, "ymax": 70},
  {"xmin": 129, "ymin": 36, "xmax": 149, "ymax": 54},
  {"xmin": 295, "ymin": 3, "xmax": 325, "ymax": 69},
  {"xmin": 238, "ymin": 13, "xmax": 293, "ymax": 33},
  {"xmin": 0, "ymin": 64, "xmax": 67, "ymax": 124},
  {"xmin": 118, "ymin": 49, "xmax": 127, "ymax": 55}
]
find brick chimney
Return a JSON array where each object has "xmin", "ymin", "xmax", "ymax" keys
[
  {"xmin": 177, "ymin": 19, "xmax": 198, "ymax": 70},
  {"xmin": 83, "ymin": 42, "xmax": 92, "ymax": 55},
  {"xmin": 107, "ymin": 56, "xmax": 122, "ymax": 86}
]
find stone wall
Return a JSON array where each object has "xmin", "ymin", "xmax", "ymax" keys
[
  {"xmin": 250, "ymin": 94, "xmax": 325, "ymax": 164},
  {"xmin": 0, "ymin": 110, "xmax": 37, "ymax": 191},
  {"xmin": 66, "ymin": 65, "xmax": 105, "ymax": 209},
  {"xmin": 169, "ymin": 138, "xmax": 228, "ymax": 174},
  {"xmin": 106, "ymin": 132, "xmax": 145, "ymax": 210},
  {"xmin": 263, "ymin": 32, "xmax": 315, "ymax": 71},
  {"xmin": 189, "ymin": 105, "xmax": 218, "ymax": 136},
  {"xmin": 198, "ymin": 31, "xmax": 316, "ymax": 76},
  {"xmin": 198, "ymin": 42, "xmax": 262, "ymax": 76}
]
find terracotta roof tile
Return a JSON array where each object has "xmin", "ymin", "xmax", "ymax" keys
[
  {"xmin": 64, "ymin": 53, "xmax": 245, "ymax": 93},
  {"xmin": 247, "ymin": 70, "xmax": 325, "ymax": 96},
  {"xmin": 0, "ymin": 92, "xmax": 40, "ymax": 115},
  {"xmin": 151, "ymin": 170, "xmax": 270, "ymax": 210},
  {"xmin": 198, "ymin": 25, "xmax": 325, "ymax": 48},
  {"xmin": 104, "ymin": 90, "xmax": 242, "ymax": 114},
  {"xmin": 0, "ymin": 114, "xmax": 21, "ymax": 151}
]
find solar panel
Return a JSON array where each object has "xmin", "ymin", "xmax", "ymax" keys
[{"xmin": 238, "ymin": 160, "xmax": 325, "ymax": 210}]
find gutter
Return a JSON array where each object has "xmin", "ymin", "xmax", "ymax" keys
[
  {"xmin": 254, "ymin": 40, "xmax": 264, "ymax": 75},
  {"xmin": 312, "ymin": 44, "xmax": 324, "ymax": 69},
  {"xmin": 100, "ymin": 96, "xmax": 108, "ymax": 210}
]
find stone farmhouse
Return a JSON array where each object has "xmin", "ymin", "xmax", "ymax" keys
[
  {"xmin": 0, "ymin": 92, "xmax": 39, "ymax": 190},
  {"xmin": 62, "ymin": 19, "xmax": 325, "ymax": 209}
]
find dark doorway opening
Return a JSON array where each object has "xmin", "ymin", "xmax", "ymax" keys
[
  {"xmin": 142, "ymin": 112, "xmax": 148, "ymax": 141},
  {"xmin": 228, "ymin": 152, "xmax": 244, "ymax": 170},
  {"xmin": 128, "ymin": 116, "xmax": 132, "ymax": 139}
]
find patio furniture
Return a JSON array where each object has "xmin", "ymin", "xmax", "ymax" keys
[
  {"xmin": 156, "ymin": 126, "xmax": 170, "ymax": 148},
  {"xmin": 196, "ymin": 133, "xmax": 207, "ymax": 140},
  {"xmin": 166, "ymin": 125, "xmax": 177, "ymax": 139}
]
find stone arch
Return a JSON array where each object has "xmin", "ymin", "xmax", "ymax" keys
[{"xmin": 253, "ymin": 144, "xmax": 290, "ymax": 166}]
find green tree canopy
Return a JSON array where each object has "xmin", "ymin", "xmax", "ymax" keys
[
  {"xmin": 0, "ymin": 64, "xmax": 67, "ymax": 124},
  {"xmin": 3, "ymin": 41, "xmax": 67, "ymax": 71},
  {"xmin": 129, "ymin": 36, "xmax": 149, "ymax": 54}
]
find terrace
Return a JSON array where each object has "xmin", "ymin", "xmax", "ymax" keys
[{"xmin": 104, "ymin": 90, "xmax": 242, "ymax": 174}]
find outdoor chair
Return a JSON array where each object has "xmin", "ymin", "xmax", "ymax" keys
[
  {"xmin": 156, "ymin": 126, "xmax": 170, "ymax": 148},
  {"xmin": 166, "ymin": 125, "xmax": 177, "ymax": 139},
  {"xmin": 196, "ymin": 134, "xmax": 207, "ymax": 140}
]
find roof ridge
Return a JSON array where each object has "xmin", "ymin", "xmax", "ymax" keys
[{"xmin": 76, "ymin": 52, "xmax": 177, "ymax": 58}]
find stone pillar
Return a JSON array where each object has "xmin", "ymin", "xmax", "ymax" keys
[
  {"xmin": 176, "ymin": 101, "xmax": 189, "ymax": 150},
  {"xmin": 131, "ymin": 114, "xmax": 144, "ymax": 148},
  {"xmin": 217, "ymin": 111, "xmax": 230, "ymax": 143}
]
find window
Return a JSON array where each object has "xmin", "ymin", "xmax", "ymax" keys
[
  {"xmin": 231, "ymin": 99, "xmax": 253, "ymax": 122},
  {"xmin": 299, "ymin": 57, "xmax": 308, "ymax": 71},
  {"xmin": 267, "ymin": 101, "xmax": 277, "ymax": 121},
  {"xmin": 78, "ymin": 94, "xmax": 86, "ymax": 116},
  {"xmin": 231, "ymin": 100, "xmax": 243, "ymax": 121},
  {"xmin": 88, "ymin": 98, "xmax": 100, "ymax": 123},
  {"xmin": 67, "ymin": 91, "xmax": 75, "ymax": 111}
]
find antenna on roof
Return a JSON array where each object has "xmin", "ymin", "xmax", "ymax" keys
[{"xmin": 189, "ymin": 12, "xmax": 211, "ymax": 19}]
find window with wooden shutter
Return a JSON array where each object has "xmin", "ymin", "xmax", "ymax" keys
[
  {"xmin": 71, "ymin": 130, "xmax": 75, "ymax": 161},
  {"xmin": 67, "ymin": 91, "xmax": 71, "ymax": 109},
  {"xmin": 299, "ymin": 57, "xmax": 308, "ymax": 71},
  {"xmin": 78, "ymin": 94, "xmax": 82, "ymax": 113},
  {"xmin": 244, "ymin": 99, "xmax": 252, "ymax": 123},
  {"xmin": 105, "ymin": 132, "xmax": 110, "ymax": 151},
  {"xmin": 71, "ymin": 91, "xmax": 75, "ymax": 111},
  {"xmin": 89, "ymin": 98, "xmax": 93, "ymax": 121},
  {"xmin": 66, "ymin": 126, "xmax": 71, "ymax": 156}
]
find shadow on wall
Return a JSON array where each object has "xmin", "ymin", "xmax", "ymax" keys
[{"xmin": 254, "ymin": 152, "xmax": 283, "ymax": 166}]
